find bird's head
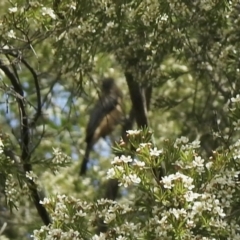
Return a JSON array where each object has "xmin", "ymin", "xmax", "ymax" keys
[{"xmin": 101, "ymin": 78, "xmax": 115, "ymax": 93}]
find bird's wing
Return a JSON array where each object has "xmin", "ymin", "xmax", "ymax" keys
[{"xmin": 85, "ymin": 95, "xmax": 119, "ymax": 144}]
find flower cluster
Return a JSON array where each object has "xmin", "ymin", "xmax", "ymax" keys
[
  {"xmin": 161, "ymin": 172, "xmax": 194, "ymax": 190},
  {"xmin": 106, "ymin": 130, "xmax": 240, "ymax": 239},
  {"xmin": 51, "ymin": 148, "xmax": 71, "ymax": 171},
  {"xmin": 41, "ymin": 7, "xmax": 56, "ymax": 20},
  {"xmin": 31, "ymin": 128, "xmax": 240, "ymax": 239},
  {"xmin": 32, "ymin": 196, "xmax": 136, "ymax": 240},
  {"xmin": 4, "ymin": 174, "xmax": 21, "ymax": 209},
  {"xmin": 33, "ymin": 195, "xmax": 92, "ymax": 239},
  {"xmin": 107, "ymin": 155, "xmax": 142, "ymax": 187},
  {"xmin": 174, "ymin": 136, "xmax": 200, "ymax": 150}
]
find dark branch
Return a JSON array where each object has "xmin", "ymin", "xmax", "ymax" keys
[
  {"xmin": 125, "ymin": 72, "xmax": 148, "ymax": 127},
  {"xmin": 125, "ymin": 71, "xmax": 165, "ymax": 183},
  {"xmin": 0, "ymin": 60, "xmax": 51, "ymax": 226},
  {"xmin": 6, "ymin": 52, "xmax": 42, "ymax": 126},
  {"xmin": 5, "ymin": 54, "xmax": 20, "ymax": 85},
  {"xmin": 145, "ymin": 86, "xmax": 152, "ymax": 111}
]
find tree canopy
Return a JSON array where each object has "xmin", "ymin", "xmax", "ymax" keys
[{"xmin": 1, "ymin": 0, "xmax": 240, "ymax": 239}]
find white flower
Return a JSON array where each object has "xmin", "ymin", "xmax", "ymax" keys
[
  {"xmin": 186, "ymin": 219, "xmax": 195, "ymax": 228},
  {"xmin": 182, "ymin": 176, "xmax": 194, "ymax": 190},
  {"xmin": 97, "ymin": 198, "xmax": 116, "ymax": 205},
  {"xmin": 26, "ymin": 171, "xmax": 37, "ymax": 181},
  {"xmin": 193, "ymin": 156, "xmax": 204, "ymax": 167},
  {"xmin": 92, "ymin": 233, "xmax": 106, "ymax": 240},
  {"xmin": 184, "ymin": 191, "xmax": 200, "ymax": 202},
  {"xmin": 111, "ymin": 155, "xmax": 132, "ymax": 164},
  {"xmin": 192, "ymin": 201, "xmax": 204, "ymax": 215},
  {"xmin": 119, "ymin": 175, "xmax": 130, "ymax": 188},
  {"xmin": 121, "ymin": 155, "xmax": 133, "ymax": 163},
  {"xmin": 119, "ymin": 173, "xmax": 141, "ymax": 187},
  {"xmin": 177, "ymin": 136, "xmax": 189, "ymax": 144},
  {"xmin": 140, "ymin": 143, "xmax": 151, "ymax": 147},
  {"xmin": 106, "ymin": 168, "xmax": 115, "ymax": 179},
  {"xmin": 160, "ymin": 14, "xmax": 168, "ymax": 21},
  {"xmin": 106, "ymin": 21, "xmax": 114, "ymax": 28},
  {"xmin": 56, "ymin": 194, "xmax": 67, "ymax": 201},
  {"xmin": 172, "ymin": 172, "xmax": 194, "ymax": 190},
  {"xmin": 150, "ymin": 147, "xmax": 163, "ymax": 157},
  {"xmin": 40, "ymin": 197, "xmax": 51, "ymax": 205},
  {"xmin": 126, "ymin": 130, "xmax": 142, "ymax": 135},
  {"xmin": 161, "ymin": 175, "xmax": 174, "ymax": 189},
  {"xmin": 41, "ymin": 7, "xmax": 56, "ymax": 19},
  {"xmin": 174, "ymin": 136, "xmax": 189, "ymax": 148},
  {"xmin": 104, "ymin": 213, "xmax": 116, "ymax": 224},
  {"xmin": 145, "ymin": 42, "xmax": 151, "ymax": 49},
  {"xmin": 209, "ymin": 217, "xmax": 226, "ymax": 228},
  {"xmin": 76, "ymin": 210, "xmax": 86, "ymax": 217},
  {"xmin": 231, "ymin": 94, "xmax": 240, "ymax": 103},
  {"xmin": 129, "ymin": 174, "xmax": 141, "ymax": 184},
  {"xmin": 7, "ymin": 30, "xmax": 16, "ymax": 39},
  {"xmin": 206, "ymin": 161, "xmax": 213, "ymax": 170},
  {"xmin": 170, "ymin": 208, "xmax": 180, "ymax": 220},
  {"xmin": 52, "ymin": 148, "xmax": 71, "ymax": 164},
  {"xmin": 174, "ymin": 160, "xmax": 193, "ymax": 169},
  {"xmin": 214, "ymin": 206, "xmax": 226, "ymax": 218},
  {"xmin": 133, "ymin": 159, "xmax": 145, "ymax": 168},
  {"xmin": 111, "ymin": 156, "xmax": 122, "ymax": 164},
  {"xmin": 136, "ymin": 142, "xmax": 152, "ymax": 152},
  {"xmin": 170, "ymin": 208, "xmax": 187, "ymax": 220},
  {"xmin": 121, "ymin": 204, "xmax": 132, "ymax": 214},
  {"xmin": 5, "ymin": 175, "xmax": 19, "ymax": 205},
  {"xmin": 191, "ymin": 140, "xmax": 201, "ymax": 149},
  {"xmin": 9, "ymin": 7, "xmax": 18, "ymax": 13}
]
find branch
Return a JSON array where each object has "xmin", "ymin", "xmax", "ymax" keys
[
  {"xmin": 103, "ymin": 70, "xmax": 148, "ymax": 202},
  {"xmin": 6, "ymin": 52, "xmax": 42, "ymax": 126},
  {"xmin": 0, "ymin": 60, "xmax": 51, "ymax": 225},
  {"xmin": 20, "ymin": 58, "xmax": 41, "ymax": 126},
  {"xmin": 5, "ymin": 54, "xmax": 20, "ymax": 85},
  {"xmin": 125, "ymin": 70, "xmax": 165, "ymax": 183},
  {"xmin": 125, "ymin": 72, "xmax": 148, "ymax": 127},
  {"xmin": 145, "ymin": 85, "xmax": 152, "ymax": 111}
]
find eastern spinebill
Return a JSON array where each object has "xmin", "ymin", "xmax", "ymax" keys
[{"xmin": 79, "ymin": 78, "xmax": 123, "ymax": 175}]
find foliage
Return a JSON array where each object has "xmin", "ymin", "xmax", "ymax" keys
[
  {"xmin": 1, "ymin": 0, "xmax": 240, "ymax": 239},
  {"xmin": 32, "ymin": 126, "xmax": 240, "ymax": 239}
]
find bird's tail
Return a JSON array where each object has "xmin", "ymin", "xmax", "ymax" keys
[{"xmin": 79, "ymin": 144, "xmax": 91, "ymax": 175}]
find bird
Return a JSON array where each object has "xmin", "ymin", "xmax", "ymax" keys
[{"xmin": 80, "ymin": 77, "xmax": 123, "ymax": 175}]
